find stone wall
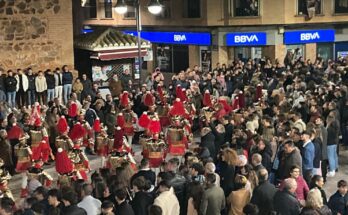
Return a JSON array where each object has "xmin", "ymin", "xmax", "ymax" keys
[{"xmin": 0, "ymin": 0, "xmax": 74, "ymax": 71}]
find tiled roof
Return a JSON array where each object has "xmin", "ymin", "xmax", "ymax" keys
[{"xmin": 74, "ymin": 28, "xmax": 150, "ymax": 51}]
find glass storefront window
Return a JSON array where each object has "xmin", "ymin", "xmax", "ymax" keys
[{"xmin": 317, "ymin": 43, "xmax": 333, "ymax": 61}]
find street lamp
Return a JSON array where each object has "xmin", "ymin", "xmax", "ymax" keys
[
  {"xmin": 114, "ymin": 0, "xmax": 163, "ymax": 85},
  {"xmin": 148, "ymin": 0, "xmax": 163, "ymax": 15},
  {"xmin": 114, "ymin": 0, "xmax": 127, "ymax": 14}
]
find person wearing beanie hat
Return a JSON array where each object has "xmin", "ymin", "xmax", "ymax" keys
[
  {"xmin": 69, "ymin": 146, "xmax": 90, "ymax": 181},
  {"xmin": 55, "ymin": 148, "xmax": 74, "ymax": 175}
]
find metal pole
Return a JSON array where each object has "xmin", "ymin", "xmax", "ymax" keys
[{"xmin": 136, "ymin": 0, "xmax": 142, "ymax": 86}]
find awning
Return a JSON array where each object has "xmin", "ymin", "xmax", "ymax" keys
[
  {"xmin": 90, "ymin": 48, "xmax": 148, "ymax": 61},
  {"xmin": 74, "ymin": 27, "xmax": 151, "ymax": 61}
]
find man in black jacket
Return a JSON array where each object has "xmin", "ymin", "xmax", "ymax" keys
[
  {"xmin": 0, "ymin": 69, "xmax": 6, "ymax": 102},
  {"xmin": 131, "ymin": 176, "xmax": 154, "ymax": 215},
  {"xmin": 27, "ymin": 68, "xmax": 36, "ymax": 106},
  {"xmin": 46, "ymin": 69, "xmax": 56, "ymax": 103},
  {"xmin": 251, "ymin": 168, "xmax": 277, "ymax": 215},
  {"xmin": 5, "ymin": 70, "xmax": 17, "ymax": 108},
  {"xmin": 115, "ymin": 188, "xmax": 135, "ymax": 215},
  {"xmin": 61, "ymin": 189, "xmax": 87, "ymax": 215},
  {"xmin": 62, "ymin": 65, "xmax": 73, "ymax": 104},
  {"xmin": 273, "ymin": 178, "xmax": 301, "ymax": 215}
]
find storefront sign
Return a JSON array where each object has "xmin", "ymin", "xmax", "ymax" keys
[
  {"xmin": 124, "ymin": 31, "xmax": 211, "ymax": 46},
  {"xmin": 284, "ymin": 29, "xmax": 335, "ymax": 44},
  {"xmin": 226, "ymin": 32, "xmax": 267, "ymax": 46}
]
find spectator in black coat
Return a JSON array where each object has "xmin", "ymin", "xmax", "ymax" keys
[
  {"xmin": 200, "ymin": 127, "xmax": 216, "ymax": 160},
  {"xmin": 328, "ymin": 180, "xmax": 348, "ymax": 215},
  {"xmin": 222, "ymin": 115, "xmax": 233, "ymax": 144},
  {"xmin": 61, "ymin": 189, "xmax": 87, "ymax": 215},
  {"xmin": 273, "ymin": 178, "xmax": 301, "ymax": 215},
  {"xmin": 131, "ymin": 158, "xmax": 156, "ymax": 186},
  {"xmin": 252, "ymin": 138, "xmax": 273, "ymax": 173},
  {"xmin": 5, "ymin": 70, "xmax": 17, "ymax": 108},
  {"xmin": 115, "ymin": 188, "xmax": 135, "ymax": 215},
  {"xmin": 27, "ymin": 68, "xmax": 36, "ymax": 106},
  {"xmin": 0, "ymin": 69, "xmax": 5, "ymax": 102},
  {"xmin": 251, "ymin": 168, "xmax": 277, "ymax": 215},
  {"xmin": 62, "ymin": 65, "xmax": 73, "ymax": 104},
  {"xmin": 45, "ymin": 69, "xmax": 56, "ymax": 103},
  {"xmin": 209, "ymin": 120, "xmax": 226, "ymax": 153},
  {"xmin": 219, "ymin": 148, "xmax": 237, "ymax": 196},
  {"xmin": 131, "ymin": 177, "xmax": 154, "ymax": 215},
  {"xmin": 81, "ymin": 74, "xmax": 92, "ymax": 102}
]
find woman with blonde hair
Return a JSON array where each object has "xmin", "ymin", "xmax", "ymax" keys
[
  {"xmin": 227, "ymin": 174, "xmax": 251, "ymax": 215},
  {"xmin": 220, "ymin": 148, "xmax": 238, "ymax": 196},
  {"xmin": 300, "ymin": 188, "xmax": 331, "ymax": 215}
]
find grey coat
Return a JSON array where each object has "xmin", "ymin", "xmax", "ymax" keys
[{"xmin": 200, "ymin": 184, "xmax": 226, "ymax": 215}]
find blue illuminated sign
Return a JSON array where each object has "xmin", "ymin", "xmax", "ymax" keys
[
  {"xmin": 284, "ymin": 29, "xmax": 335, "ymax": 44},
  {"xmin": 123, "ymin": 31, "xmax": 211, "ymax": 45},
  {"xmin": 226, "ymin": 32, "xmax": 267, "ymax": 46}
]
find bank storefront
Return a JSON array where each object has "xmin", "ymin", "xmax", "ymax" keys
[
  {"xmin": 284, "ymin": 29, "xmax": 335, "ymax": 61},
  {"xmin": 225, "ymin": 32, "xmax": 267, "ymax": 61},
  {"xmin": 124, "ymin": 31, "xmax": 212, "ymax": 73}
]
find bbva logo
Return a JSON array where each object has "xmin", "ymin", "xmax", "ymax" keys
[
  {"xmin": 174, "ymin": 35, "xmax": 187, "ymax": 42},
  {"xmin": 234, "ymin": 35, "xmax": 259, "ymax": 43},
  {"xmin": 300, "ymin": 32, "xmax": 320, "ymax": 41}
]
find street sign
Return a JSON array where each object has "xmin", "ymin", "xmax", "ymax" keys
[
  {"xmin": 284, "ymin": 29, "xmax": 335, "ymax": 44},
  {"xmin": 226, "ymin": 32, "xmax": 267, "ymax": 46}
]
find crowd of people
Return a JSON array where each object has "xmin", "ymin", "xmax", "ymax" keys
[{"xmin": 0, "ymin": 55, "xmax": 348, "ymax": 215}]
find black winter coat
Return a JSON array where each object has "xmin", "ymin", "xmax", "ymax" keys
[
  {"xmin": 61, "ymin": 205, "xmax": 87, "ymax": 215},
  {"xmin": 115, "ymin": 201, "xmax": 135, "ymax": 215},
  {"xmin": 46, "ymin": 74, "xmax": 56, "ymax": 89},
  {"xmin": 5, "ymin": 76, "xmax": 17, "ymax": 92},
  {"xmin": 219, "ymin": 161, "xmax": 235, "ymax": 196},
  {"xmin": 27, "ymin": 74, "xmax": 36, "ymax": 90},
  {"xmin": 201, "ymin": 131, "xmax": 216, "ymax": 159},
  {"xmin": 62, "ymin": 71, "xmax": 73, "ymax": 85},
  {"xmin": 251, "ymin": 181, "xmax": 277, "ymax": 215},
  {"xmin": 131, "ymin": 191, "xmax": 154, "ymax": 215},
  {"xmin": 273, "ymin": 190, "xmax": 301, "ymax": 215},
  {"xmin": 209, "ymin": 122, "xmax": 225, "ymax": 152}
]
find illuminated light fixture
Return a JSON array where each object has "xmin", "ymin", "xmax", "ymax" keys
[
  {"xmin": 114, "ymin": 0, "xmax": 128, "ymax": 14},
  {"xmin": 148, "ymin": 0, "xmax": 163, "ymax": 15}
]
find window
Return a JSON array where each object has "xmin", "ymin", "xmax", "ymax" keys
[
  {"xmin": 183, "ymin": 0, "xmax": 201, "ymax": 18},
  {"xmin": 104, "ymin": 0, "xmax": 113, "ymax": 18},
  {"xmin": 297, "ymin": 0, "xmax": 322, "ymax": 16},
  {"xmin": 233, "ymin": 0, "xmax": 259, "ymax": 17},
  {"xmin": 124, "ymin": 0, "xmax": 135, "ymax": 19},
  {"xmin": 89, "ymin": 0, "xmax": 97, "ymax": 18},
  {"xmin": 335, "ymin": 0, "xmax": 348, "ymax": 13},
  {"xmin": 158, "ymin": 0, "xmax": 171, "ymax": 18}
]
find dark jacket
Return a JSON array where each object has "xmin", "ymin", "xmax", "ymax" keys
[
  {"xmin": 300, "ymin": 206, "xmax": 332, "ymax": 215},
  {"xmin": 278, "ymin": 147, "xmax": 302, "ymax": 180},
  {"xmin": 224, "ymin": 123, "xmax": 233, "ymax": 144},
  {"xmin": 209, "ymin": 122, "xmax": 225, "ymax": 152},
  {"xmin": 313, "ymin": 137, "xmax": 322, "ymax": 168},
  {"xmin": 131, "ymin": 191, "xmax": 154, "ymax": 215},
  {"xmin": 5, "ymin": 76, "xmax": 17, "ymax": 92},
  {"xmin": 61, "ymin": 205, "xmax": 87, "ymax": 215},
  {"xmin": 46, "ymin": 73, "xmax": 56, "ymax": 89},
  {"xmin": 131, "ymin": 169, "xmax": 156, "ymax": 186},
  {"xmin": 201, "ymin": 131, "xmax": 216, "ymax": 159},
  {"xmin": 0, "ymin": 137, "xmax": 13, "ymax": 168},
  {"xmin": 0, "ymin": 75, "xmax": 5, "ymax": 91},
  {"xmin": 273, "ymin": 190, "xmax": 301, "ymax": 215},
  {"xmin": 251, "ymin": 180, "xmax": 277, "ymax": 215},
  {"xmin": 27, "ymin": 74, "xmax": 36, "ymax": 90},
  {"xmin": 62, "ymin": 71, "xmax": 73, "ymax": 85},
  {"xmin": 219, "ymin": 161, "xmax": 235, "ymax": 196},
  {"xmin": 327, "ymin": 122, "xmax": 340, "ymax": 145},
  {"xmin": 115, "ymin": 201, "xmax": 135, "ymax": 215},
  {"xmin": 81, "ymin": 79, "xmax": 92, "ymax": 100},
  {"xmin": 328, "ymin": 191, "xmax": 348, "ymax": 215}
]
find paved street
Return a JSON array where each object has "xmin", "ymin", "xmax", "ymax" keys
[{"xmin": 7, "ymin": 144, "xmax": 348, "ymax": 201}]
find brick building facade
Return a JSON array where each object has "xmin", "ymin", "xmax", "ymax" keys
[{"xmin": 0, "ymin": 0, "xmax": 74, "ymax": 72}]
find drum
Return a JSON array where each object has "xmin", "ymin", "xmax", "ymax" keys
[
  {"xmin": 96, "ymin": 136, "xmax": 106, "ymax": 150},
  {"xmin": 107, "ymin": 138, "xmax": 114, "ymax": 153},
  {"xmin": 30, "ymin": 130, "xmax": 43, "ymax": 143},
  {"xmin": 139, "ymin": 134, "xmax": 150, "ymax": 148},
  {"xmin": 167, "ymin": 127, "xmax": 184, "ymax": 145},
  {"xmin": 15, "ymin": 146, "xmax": 29, "ymax": 157}
]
